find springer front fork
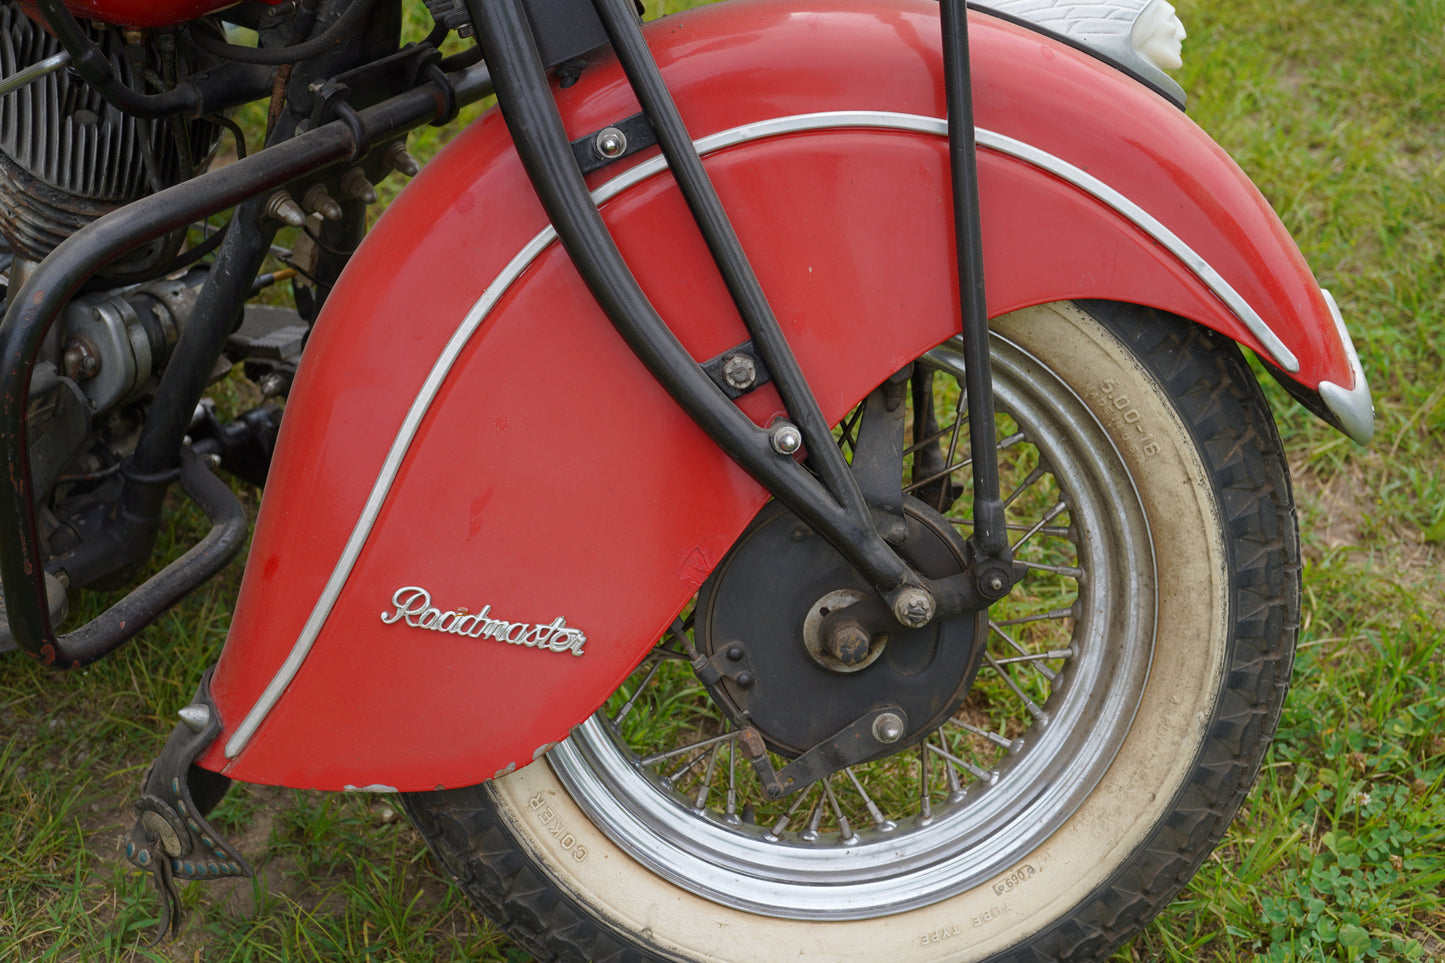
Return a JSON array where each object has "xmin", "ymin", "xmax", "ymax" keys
[{"xmin": 464, "ymin": 0, "xmax": 1016, "ymax": 632}]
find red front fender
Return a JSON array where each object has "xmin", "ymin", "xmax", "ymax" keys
[{"xmin": 200, "ymin": 0, "xmax": 1358, "ymax": 790}]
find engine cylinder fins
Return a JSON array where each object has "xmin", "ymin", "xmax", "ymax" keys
[{"xmin": 0, "ymin": 8, "xmax": 221, "ymax": 273}]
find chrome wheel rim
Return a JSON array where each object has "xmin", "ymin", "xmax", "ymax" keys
[{"xmin": 549, "ymin": 332, "xmax": 1156, "ymax": 920}]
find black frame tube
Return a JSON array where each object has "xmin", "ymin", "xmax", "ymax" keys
[
  {"xmin": 589, "ymin": 0, "xmax": 867, "ymax": 520},
  {"xmin": 941, "ymin": 0, "xmax": 1010, "ymax": 570},
  {"xmin": 35, "ymin": 450, "xmax": 248, "ymax": 668},
  {"xmin": 0, "ymin": 60, "xmax": 495, "ymax": 665}
]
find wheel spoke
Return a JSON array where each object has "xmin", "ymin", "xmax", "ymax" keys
[
  {"xmin": 725, "ymin": 741, "xmax": 739, "ymax": 821},
  {"xmin": 993, "ymin": 608, "xmax": 1073, "ymax": 628},
  {"xmin": 823, "ymin": 779, "xmax": 858, "ymax": 844},
  {"xmin": 694, "ymin": 743, "xmax": 722, "ymax": 810},
  {"xmin": 919, "ymin": 743, "xmax": 933, "ymax": 822},
  {"xmin": 904, "ymin": 431, "xmax": 1026, "ymax": 495},
  {"xmin": 938, "ymin": 733, "xmax": 964, "ymax": 798},
  {"xmin": 802, "ymin": 792, "xmax": 827, "ymax": 841},
  {"xmin": 982, "ymin": 651, "xmax": 1048, "ymax": 720},
  {"xmin": 766, "ymin": 784, "xmax": 818, "ymax": 839},
  {"xmin": 947, "ymin": 718, "xmax": 1016, "ymax": 751},
  {"xmin": 1015, "ymin": 558, "xmax": 1084, "ymax": 578},
  {"xmin": 845, "ymin": 766, "xmax": 896, "ymax": 832},
  {"xmin": 1010, "ymin": 500, "xmax": 1069, "ymax": 552},
  {"xmin": 640, "ymin": 729, "xmax": 739, "ymax": 768},
  {"xmin": 991, "ymin": 649, "xmax": 1074, "ymax": 666},
  {"xmin": 611, "ymin": 659, "xmax": 664, "ymax": 727},
  {"xmin": 927, "ymin": 740, "xmax": 997, "ymax": 786},
  {"xmin": 1001, "ymin": 464, "xmax": 1047, "ymax": 510}
]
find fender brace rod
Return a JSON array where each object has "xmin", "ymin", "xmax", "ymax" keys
[
  {"xmin": 466, "ymin": 0, "xmax": 1014, "ymax": 614},
  {"xmin": 466, "ymin": 0, "xmax": 940, "ymax": 614}
]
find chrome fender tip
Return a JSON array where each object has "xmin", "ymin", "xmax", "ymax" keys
[{"xmin": 1317, "ymin": 289, "xmax": 1375, "ymax": 446}]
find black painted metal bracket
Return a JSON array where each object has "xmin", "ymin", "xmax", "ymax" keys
[{"xmin": 569, "ymin": 111, "xmax": 658, "ymax": 173}]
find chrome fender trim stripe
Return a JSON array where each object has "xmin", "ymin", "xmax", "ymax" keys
[{"xmin": 226, "ymin": 109, "xmax": 1297, "ymax": 757}]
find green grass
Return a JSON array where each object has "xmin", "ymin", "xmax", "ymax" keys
[{"xmin": 2, "ymin": 0, "xmax": 1443, "ymax": 960}]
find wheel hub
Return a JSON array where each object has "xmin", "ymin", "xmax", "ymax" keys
[{"xmin": 694, "ymin": 498, "xmax": 986, "ymax": 759}]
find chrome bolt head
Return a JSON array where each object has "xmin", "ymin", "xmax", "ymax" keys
[
  {"xmin": 892, "ymin": 587, "xmax": 936, "ymax": 628},
  {"xmin": 595, "ymin": 127, "xmax": 628, "ymax": 159},
  {"xmin": 257, "ymin": 371, "xmax": 288, "ymax": 398},
  {"xmin": 721, "ymin": 353, "xmax": 758, "ymax": 391},
  {"xmin": 872, "ymin": 712, "xmax": 905, "ymax": 744},
  {"xmin": 770, "ymin": 422, "xmax": 803, "ymax": 455}
]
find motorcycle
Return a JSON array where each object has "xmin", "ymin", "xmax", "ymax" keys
[{"xmin": 0, "ymin": 0, "xmax": 1374, "ymax": 958}]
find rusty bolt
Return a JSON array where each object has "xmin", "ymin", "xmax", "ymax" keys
[
  {"xmin": 303, "ymin": 183, "xmax": 343, "ymax": 221},
  {"xmin": 892, "ymin": 587, "xmax": 936, "ymax": 628},
  {"xmin": 340, "ymin": 167, "xmax": 378, "ymax": 205},
  {"xmin": 382, "ymin": 141, "xmax": 421, "ymax": 177},
  {"xmin": 825, "ymin": 620, "xmax": 873, "ymax": 666},
  {"xmin": 722, "ymin": 353, "xmax": 758, "ymax": 391},
  {"xmin": 264, "ymin": 190, "xmax": 306, "ymax": 228}
]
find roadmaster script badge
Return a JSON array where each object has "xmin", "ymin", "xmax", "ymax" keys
[{"xmin": 381, "ymin": 586, "xmax": 587, "ymax": 655}]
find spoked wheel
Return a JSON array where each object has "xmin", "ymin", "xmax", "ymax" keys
[{"xmin": 403, "ymin": 302, "xmax": 1299, "ymax": 962}]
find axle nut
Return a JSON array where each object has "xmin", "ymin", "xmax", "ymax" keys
[{"xmin": 825, "ymin": 621, "xmax": 872, "ymax": 666}]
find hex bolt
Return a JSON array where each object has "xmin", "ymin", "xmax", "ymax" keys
[
  {"xmin": 382, "ymin": 140, "xmax": 421, "ymax": 177},
  {"xmin": 263, "ymin": 190, "xmax": 306, "ymax": 228},
  {"xmin": 892, "ymin": 587, "xmax": 936, "ymax": 628},
  {"xmin": 64, "ymin": 339, "xmax": 97, "ymax": 380},
  {"xmin": 770, "ymin": 422, "xmax": 803, "ymax": 455},
  {"xmin": 302, "ymin": 183, "xmax": 343, "ymax": 221},
  {"xmin": 595, "ymin": 126, "xmax": 628, "ymax": 159},
  {"xmin": 872, "ymin": 712, "xmax": 905, "ymax": 744},
  {"xmin": 721, "ymin": 353, "xmax": 758, "ymax": 391},
  {"xmin": 825, "ymin": 620, "xmax": 873, "ymax": 666}
]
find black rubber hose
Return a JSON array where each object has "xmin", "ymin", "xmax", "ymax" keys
[
  {"xmin": 188, "ymin": 0, "xmax": 383, "ymax": 65},
  {"xmin": 34, "ymin": 0, "xmax": 200, "ymax": 117}
]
